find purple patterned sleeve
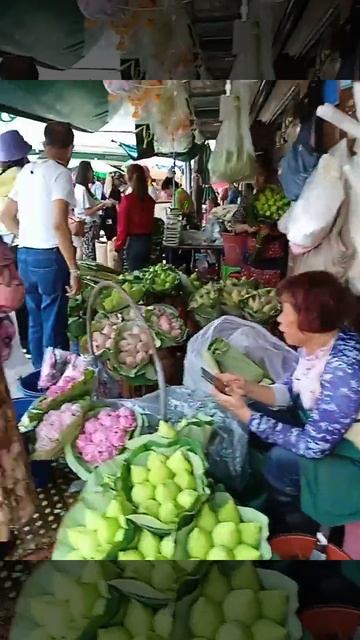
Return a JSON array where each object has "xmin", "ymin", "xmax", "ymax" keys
[{"xmin": 249, "ymin": 331, "xmax": 360, "ymax": 458}]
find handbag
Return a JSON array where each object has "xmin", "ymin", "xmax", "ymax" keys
[
  {"xmin": 68, "ymin": 216, "xmax": 85, "ymax": 238},
  {"xmin": 0, "ymin": 239, "xmax": 25, "ymax": 314}
]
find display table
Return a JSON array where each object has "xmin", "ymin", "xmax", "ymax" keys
[{"xmin": 164, "ymin": 243, "xmax": 223, "ymax": 276}]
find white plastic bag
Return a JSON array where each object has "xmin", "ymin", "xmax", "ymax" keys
[
  {"xmin": 183, "ymin": 316, "xmax": 298, "ymax": 393},
  {"xmin": 77, "ymin": 0, "xmax": 128, "ymax": 19},
  {"xmin": 209, "ymin": 83, "xmax": 255, "ymax": 183},
  {"xmin": 344, "ymin": 155, "xmax": 360, "ymax": 294},
  {"xmin": 278, "ymin": 139, "xmax": 348, "ymax": 249}
]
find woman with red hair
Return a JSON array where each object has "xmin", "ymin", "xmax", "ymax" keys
[
  {"xmin": 213, "ymin": 271, "xmax": 360, "ymax": 550},
  {"xmin": 115, "ymin": 164, "xmax": 155, "ymax": 271}
]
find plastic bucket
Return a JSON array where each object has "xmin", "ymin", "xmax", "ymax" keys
[
  {"xmin": 13, "ymin": 397, "xmax": 34, "ymax": 423},
  {"xmin": 270, "ymin": 534, "xmax": 351, "ymax": 560},
  {"xmin": 222, "ymin": 233, "xmax": 248, "ymax": 267},
  {"xmin": 19, "ymin": 370, "xmax": 43, "ymax": 398},
  {"xmin": 300, "ymin": 606, "xmax": 360, "ymax": 639}
]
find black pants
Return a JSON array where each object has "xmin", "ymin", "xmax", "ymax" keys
[{"xmin": 126, "ymin": 234, "xmax": 152, "ymax": 271}]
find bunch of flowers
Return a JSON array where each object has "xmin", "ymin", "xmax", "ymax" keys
[
  {"xmin": 34, "ymin": 402, "xmax": 83, "ymax": 457},
  {"xmin": 76, "ymin": 406, "xmax": 138, "ymax": 466},
  {"xmin": 46, "ymin": 360, "xmax": 87, "ymax": 398}
]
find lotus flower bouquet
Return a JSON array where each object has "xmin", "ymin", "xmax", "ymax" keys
[
  {"xmin": 106, "ymin": 322, "xmax": 159, "ymax": 386},
  {"xmin": 189, "ymin": 282, "xmax": 223, "ymax": 328},
  {"xmin": 38, "ymin": 348, "xmax": 74, "ymax": 389},
  {"xmin": 144, "ymin": 305, "xmax": 187, "ymax": 347},
  {"xmin": 241, "ymin": 288, "xmax": 280, "ymax": 325},
  {"xmin": 32, "ymin": 402, "xmax": 84, "ymax": 460},
  {"xmin": 77, "ymin": 407, "xmax": 138, "ymax": 466},
  {"xmin": 46, "ymin": 358, "xmax": 87, "ymax": 398},
  {"xmin": 221, "ymin": 277, "xmax": 259, "ymax": 316},
  {"xmin": 143, "ymin": 263, "xmax": 181, "ymax": 295}
]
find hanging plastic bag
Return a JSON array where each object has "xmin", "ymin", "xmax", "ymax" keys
[
  {"xmin": 122, "ymin": 385, "xmax": 250, "ymax": 495},
  {"xmin": 183, "ymin": 316, "xmax": 298, "ymax": 393},
  {"xmin": 278, "ymin": 139, "xmax": 348, "ymax": 249},
  {"xmin": 278, "ymin": 121, "xmax": 320, "ymax": 201},
  {"xmin": 344, "ymin": 155, "xmax": 360, "ymax": 294},
  {"xmin": 209, "ymin": 83, "xmax": 255, "ymax": 183},
  {"xmin": 287, "ymin": 197, "xmax": 356, "ymax": 283}
]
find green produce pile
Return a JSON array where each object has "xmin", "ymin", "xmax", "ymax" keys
[
  {"xmin": 10, "ymin": 561, "xmax": 306, "ymax": 640},
  {"xmin": 250, "ymin": 185, "xmax": 290, "ymax": 224},
  {"xmin": 188, "ymin": 278, "xmax": 279, "ymax": 328},
  {"xmin": 144, "ymin": 264, "xmax": 181, "ymax": 295},
  {"xmin": 53, "ymin": 415, "xmax": 271, "ymax": 562},
  {"xmin": 204, "ymin": 338, "xmax": 272, "ymax": 385}
]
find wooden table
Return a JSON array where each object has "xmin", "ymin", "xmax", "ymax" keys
[{"xmin": 164, "ymin": 243, "xmax": 224, "ymax": 276}]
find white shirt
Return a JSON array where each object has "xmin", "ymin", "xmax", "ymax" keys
[
  {"xmin": 93, "ymin": 181, "xmax": 103, "ymax": 200},
  {"xmin": 74, "ymin": 184, "xmax": 99, "ymax": 222},
  {"xmin": 9, "ymin": 159, "xmax": 74, "ymax": 249}
]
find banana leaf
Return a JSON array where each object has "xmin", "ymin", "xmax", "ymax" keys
[
  {"xmin": 64, "ymin": 407, "xmax": 146, "ymax": 482},
  {"xmin": 172, "ymin": 562, "xmax": 304, "ymax": 640},
  {"xmin": 207, "ymin": 337, "xmax": 271, "ymax": 382},
  {"xmin": 122, "ymin": 438, "xmax": 210, "ymax": 535},
  {"xmin": 174, "ymin": 490, "xmax": 271, "ymax": 561},
  {"xmin": 9, "ymin": 561, "xmax": 122, "ymax": 640},
  {"xmin": 19, "ymin": 369, "xmax": 97, "ymax": 432}
]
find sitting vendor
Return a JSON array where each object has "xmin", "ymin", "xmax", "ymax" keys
[{"xmin": 213, "ymin": 271, "xmax": 360, "ymax": 543}]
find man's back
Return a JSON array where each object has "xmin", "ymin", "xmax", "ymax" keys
[{"xmin": 9, "ymin": 159, "xmax": 74, "ymax": 249}]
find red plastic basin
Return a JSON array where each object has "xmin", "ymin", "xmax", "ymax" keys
[
  {"xmin": 300, "ymin": 606, "xmax": 360, "ymax": 639},
  {"xmin": 270, "ymin": 534, "xmax": 351, "ymax": 560}
]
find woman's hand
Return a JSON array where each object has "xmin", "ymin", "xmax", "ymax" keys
[
  {"xmin": 212, "ymin": 386, "xmax": 252, "ymax": 424},
  {"xmin": 216, "ymin": 373, "xmax": 248, "ymax": 397}
]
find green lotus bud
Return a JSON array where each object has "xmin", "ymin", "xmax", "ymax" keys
[
  {"xmin": 97, "ymin": 629, "xmax": 130, "ymax": 640},
  {"xmin": 190, "ymin": 597, "xmax": 223, "ymax": 639},
  {"xmin": 215, "ymin": 621, "xmax": 252, "ymax": 640},
  {"xmin": 155, "ymin": 481, "xmax": 179, "ymax": 502},
  {"xmin": 176, "ymin": 489, "xmax": 198, "ymax": 510},
  {"xmin": 166, "ymin": 450, "xmax": 191, "ymax": 474},
  {"xmin": 105, "ymin": 500, "xmax": 124, "ymax": 520},
  {"xmin": 252, "ymin": 620, "xmax": 289, "ymax": 640},
  {"xmin": 196, "ymin": 504, "xmax": 218, "ymax": 532},
  {"xmin": 138, "ymin": 530, "xmax": 161, "ymax": 559},
  {"xmin": 65, "ymin": 550, "xmax": 85, "ymax": 559},
  {"xmin": 29, "ymin": 630, "xmax": 52, "ymax": 640},
  {"xmin": 67, "ymin": 528, "xmax": 99, "ymax": 559},
  {"xmin": 124, "ymin": 601, "xmax": 154, "ymax": 637},
  {"xmin": 160, "ymin": 534, "xmax": 176, "ymax": 559},
  {"xmin": 123, "ymin": 561, "xmax": 153, "ymax": 582},
  {"xmin": 30, "ymin": 597, "xmax": 69, "ymax": 632},
  {"xmin": 131, "ymin": 465, "xmax": 149, "ymax": 484},
  {"xmin": 148, "ymin": 465, "xmax": 173, "ymax": 485},
  {"xmin": 84, "ymin": 509, "xmax": 105, "ymax": 531},
  {"xmin": 158, "ymin": 502, "xmax": 178, "ymax": 524},
  {"xmin": 174, "ymin": 471, "xmax": 196, "ymax": 490},
  {"xmin": 217, "ymin": 499, "xmax": 240, "ymax": 524},
  {"xmin": 97, "ymin": 518, "xmax": 119, "ymax": 545},
  {"xmin": 234, "ymin": 545, "xmax": 261, "ymax": 561},
  {"xmin": 153, "ymin": 607, "xmax": 173, "ymax": 639},
  {"xmin": 230, "ymin": 562, "xmax": 261, "ymax": 592},
  {"xmin": 223, "ymin": 590, "xmax": 260, "ymax": 626},
  {"xmin": 238, "ymin": 522, "xmax": 262, "ymax": 549},
  {"xmin": 212, "ymin": 522, "xmax": 240, "ymax": 550},
  {"xmin": 151, "ymin": 563, "xmax": 177, "ymax": 591},
  {"xmin": 258, "ymin": 591, "xmax": 289, "ymax": 625},
  {"xmin": 158, "ymin": 421, "xmax": 177, "ymax": 438},
  {"xmin": 202, "ymin": 565, "xmax": 230, "ymax": 603},
  {"xmin": 131, "ymin": 482, "xmax": 155, "ymax": 505},
  {"xmin": 187, "ymin": 527, "xmax": 212, "ymax": 559},
  {"xmin": 206, "ymin": 546, "xmax": 234, "ymax": 560},
  {"xmin": 142, "ymin": 499, "xmax": 160, "ymax": 518},
  {"xmin": 117, "ymin": 550, "xmax": 144, "ymax": 560},
  {"xmin": 147, "ymin": 451, "xmax": 168, "ymax": 472}
]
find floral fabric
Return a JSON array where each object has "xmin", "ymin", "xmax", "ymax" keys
[
  {"xmin": 0, "ymin": 363, "xmax": 36, "ymax": 541},
  {"xmin": 249, "ymin": 328, "xmax": 360, "ymax": 459}
]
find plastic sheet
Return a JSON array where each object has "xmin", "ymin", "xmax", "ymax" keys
[
  {"xmin": 122, "ymin": 385, "xmax": 250, "ymax": 496},
  {"xmin": 344, "ymin": 155, "xmax": 360, "ymax": 294},
  {"xmin": 278, "ymin": 140, "xmax": 348, "ymax": 249},
  {"xmin": 77, "ymin": 0, "xmax": 128, "ymax": 19},
  {"xmin": 183, "ymin": 316, "xmax": 298, "ymax": 394}
]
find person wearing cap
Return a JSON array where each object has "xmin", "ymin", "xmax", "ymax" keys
[
  {"xmin": 0, "ymin": 130, "xmax": 31, "ymax": 244},
  {"xmin": 0, "ymin": 122, "xmax": 81, "ymax": 369}
]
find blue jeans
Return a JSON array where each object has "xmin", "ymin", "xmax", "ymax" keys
[
  {"xmin": 18, "ymin": 248, "xmax": 69, "ymax": 369},
  {"xmin": 249, "ymin": 401, "xmax": 302, "ymax": 496}
]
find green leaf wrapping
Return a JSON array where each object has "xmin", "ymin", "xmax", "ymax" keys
[
  {"xmin": 9, "ymin": 561, "xmax": 122, "ymax": 640},
  {"xmin": 208, "ymin": 338, "xmax": 270, "ymax": 382},
  {"xmin": 144, "ymin": 304, "xmax": 188, "ymax": 348},
  {"xmin": 19, "ymin": 369, "xmax": 97, "ymax": 432}
]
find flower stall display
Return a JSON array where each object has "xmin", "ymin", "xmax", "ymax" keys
[
  {"xmin": 143, "ymin": 263, "xmax": 181, "ymax": 296},
  {"xmin": 241, "ymin": 288, "xmax": 280, "ymax": 325},
  {"xmin": 143, "ymin": 305, "xmax": 187, "ymax": 348},
  {"xmin": 10, "ymin": 560, "xmax": 307, "ymax": 640},
  {"xmin": 221, "ymin": 277, "xmax": 258, "ymax": 316},
  {"xmin": 188, "ymin": 282, "xmax": 223, "ymax": 328}
]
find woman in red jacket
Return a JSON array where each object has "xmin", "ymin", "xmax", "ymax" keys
[{"xmin": 115, "ymin": 164, "xmax": 155, "ymax": 271}]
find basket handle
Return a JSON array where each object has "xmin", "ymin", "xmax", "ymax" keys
[{"xmin": 86, "ymin": 281, "xmax": 167, "ymax": 420}]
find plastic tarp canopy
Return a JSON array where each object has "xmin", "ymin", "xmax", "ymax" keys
[
  {"xmin": 0, "ymin": 0, "xmax": 103, "ymax": 69},
  {"xmin": 0, "ymin": 81, "xmax": 110, "ymax": 132}
]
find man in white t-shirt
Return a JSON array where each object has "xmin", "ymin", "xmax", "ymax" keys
[{"xmin": 0, "ymin": 121, "xmax": 80, "ymax": 369}]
